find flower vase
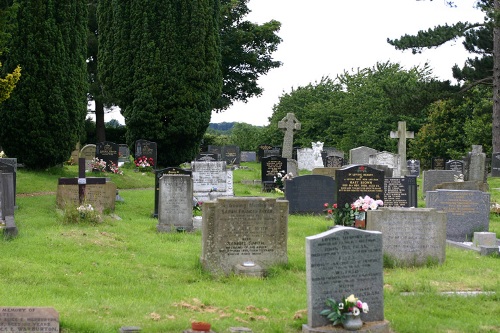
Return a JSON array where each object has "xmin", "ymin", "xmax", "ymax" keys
[
  {"xmin": 342, "ymin": 313, "xmax": 363, "ymax": 331},
  {"xmin": 354, "ymin": 212, "xmax": 366, "ymax": 229}
]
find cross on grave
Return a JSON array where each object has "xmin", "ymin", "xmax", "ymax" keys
[
  {"xmin": 278, "ymin": 113, "xmax": 301, "ymax": 159},
  {"xmin": 58, "ymin": 158, "xmax": 106, "ymax": 204},
  {"xmin": 390, "ymin": 121, "xmax": 414, "ymax": 177}
]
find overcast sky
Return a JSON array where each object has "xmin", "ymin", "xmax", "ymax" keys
[{"xmin": 99, "ymin": 0, "xmax": 485, "ymax": 126}]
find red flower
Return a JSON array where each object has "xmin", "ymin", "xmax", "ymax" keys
[
  {"xmin": 324, "ymin": 203, "xmax": 329, "ymax": 207},
  {"xmin": 327, "ymin": 209, "xmax": 333, "ymax": 214},
  {"xmin": 333, "ymin": 203, "xmax": 337, "ymax": 209}
]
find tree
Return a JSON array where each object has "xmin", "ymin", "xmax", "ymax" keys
[
  {"xmin": 0, "ymin": 0, "xmax": 88, "ymax": 168},
  {"xmin": 98, "ymin": 1, "xmax": 222, "ymax": 167},
  {"xmin": 388, "ymin": 0, "xmax": 500, "ymax": 152},
  {"xmin": 0, "ymin": 2, "xmax": 20, "ymax": 105}
]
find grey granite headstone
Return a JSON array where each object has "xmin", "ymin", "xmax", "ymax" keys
[
  {"xmin": 240, "ymin": 151, "xmax": 256, "ymax": 162},
  {"xmin": 195, "ymin": 152, "xmax": 219, "ymax": 162},
  {"xmin": 367, "ymin": 208, "xmax": 447, "ymax": 266},
  {"xmin": 153, "ymin": 167, "xmax": 192, "ymax": 218},
  {"xmin": 433, "ymin": 181, "xmax": 489, "ymax": 192},
  {"xmin": 349, "ymin": 146, "xmax": 378, "ymax": 164},
  {"xmin": 1, "ymin": 173, "xmax": 15, "ymax": 219},
  {"xmin": 0, "ymin": 307, "xmax": 59, "ymax": 332},
  {"xmin": 305, "ymin": 227, "xmax": 384, "ymax": 329},
  {"xmin": 426, "ymin": 190, "xmax": 490, "ymax": 242},
  {"xmin": 324, "ymin": 155, "xmax": 344, "ymax": 168},
  {"xmin": 201, "ymin": 197, "xmax": 288, "ymax": 275},
  {"xmin": 369, "ymin": 151, "xmax": 398, "ymax": 172},
  {"xmin": 285, "ymin": 175, "xmax": 335, "ymax": 214},
  {"xmin": 468, "ymin": 145, "xmax": 486, "ymax": 182},
  {"xmin": 422, "ymin": 170, "xmax": 461, "ymax": 195},
  {"xmin": 0, "ymin": 158, "xmax": 16, "ymax": 205},
  {"xmin": 157, "ymin": 174, "xmax": 193, "ymax": 232}
]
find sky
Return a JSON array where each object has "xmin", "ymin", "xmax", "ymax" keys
[{"xmin": 96, "ymin": 0, "xmax": 485, "ymax": 126}]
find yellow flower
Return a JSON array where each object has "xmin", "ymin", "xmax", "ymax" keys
[{"xmin": 346, "ymin": 294, "xmax": 358, "ymax": 303}]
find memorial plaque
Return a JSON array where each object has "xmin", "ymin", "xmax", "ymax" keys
[
  {"xmin": 335, "ymin": 165, "xmax": 384, "ymax": 208},
  {"xmin": 406, "ymin": 159, "xmax": 420, "ymax": 177},
  {"xmin": 95, "ymin": 141, "xmax": 119, "ymax": 171},
  {"xmin": 305, "ymin": 227, "xmax": 384, "ymax": 329},
  {"xmin": 491, "ymin": 152, "xmax": 500, "ymax": 177},
  {"xmin": 445, "ymin": 160, "xmax": 464, "ymax": 174},
  {"xmin": 425, "ymin": 190, "xmax": 490, "ymax": 242},
  {"xmin": 261, "ymin": 156, "xmax": 287, "ymax": 183},
  {"xmin": 201, "ymin": 197, "xmax": 288, "ymax": 275},
  {"xmin": 285, "ymin": 175, "xmax": 336, "ymax": 214},
  {"xmin": 0, "ymin": 307, "xmax": 59, "ymax": 333},
  {"xmin": 221, "ymin": 145, "xmax": 240, "ymax": 165},
  {"xmin": 153, "ymin": 167, "xmax": 192, "ymax": 218},
  {"xmin": 383, "ymin": 176, "xmax": 417, "ymax": 208},
  {"xmin": 431, "ymin": 157, "xmax": 446, "ymax": 170},
  {"xmin": 134, "ymin": 139, "xmax": 157, "ymax": 168}
]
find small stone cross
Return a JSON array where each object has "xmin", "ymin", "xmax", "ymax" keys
[
  {"xmin": 278, "ymin": 113, "xmax": 301, "ymax": 159},
  {"xmin": 58, "ymin": 158, "xmax": 106, "ymax": 204},
  {"xmin": 390, "ymin": 121, "xmax": 414, "ymax": 176}
]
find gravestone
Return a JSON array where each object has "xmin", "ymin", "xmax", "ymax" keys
[
  {"xmin": 297, "ymin": 148, "xmax": 315, "ymax": 171},
  {"xmin": 118, "ymin": 144, "xmax": 130, "ymax": 164},
  {"xmin": 322, "ymin": 147, "xmax": 344, "ymax": 159},
  {"xmin": 261, "ymin": 156, "xmax": 287, "ymax": 183},
  {"xmin": 285, "ymin": 175, "xmax": 335, "ymax": 214},
  {"xmin": 95, "ymin": 141, "xmax": 119, "ymax": 171},
  {"xmin": 369, "ymin": 151, "xmax": 398, "ymax": 176},
  {"xmin": 278, "ymin": 113, "xmax": 301, "ymax": 159},
  {"xmin": 257, "ymin": 144, "xmax": 273, "ymax": 162},
  {"xmin": 467, "ymin": 145, "xmax": 486, "ymax": 182},
  {"xmin": 240, "ymin": 151, "xmax": 256, "ymax": 162},
  {"xmin": 304, "ymin": 227, "xmax": 384, "ymax": 330},
  {"xmin": 263, "ymin": 146, "xmax": 282, "ymax": 158},
  {"xmin": 431, "ymin": 157, "xmax": 446, "ymax": 170},
  {"xmin": 157, "ymin": 174, "xmax": 193, "ymax": 232},
  {"xmin": 390, "ymin": 121, "xmax": 414, "ymax": 176},
  {"xmin": 324, "ymin": 155, "xmax": 344, "ymax": 168},
  {"xmin": 312, "ymin": 167, "xmax": 339, "ymax": 179},
  {"xmin": 0, "ymin": 158, "xmax": 16, "ymax": 205},
  {"xmin": 433, "ymin": 180, "xmax": 489, "ymax": 192},
  {"xmin": 446, "ymin": 160, "xmax": 464, "ymax": 174},
  {"xmin": 0, "ymin": 173, "xmax": 15, "ymax": 221},
  {"xmin": 221, "ymin": 145, "xmax": 240, "ymax": 165},
  {"xmin": 200, "ymin": 197, "xmax": 288, "ymax": 275},
  {"xmin": 57, "ymin": 158, "xmax": 115, "ymax": 211},
  {"xmin": 192, "ymin": 161, "xmax": 233, "ymax": 201},
  {"xmin": 207, "ymin": 145, "xmax": 222, "ymax": 159},
  {"xmin": 335, "ymin": 165, "xmax": 384, "ymax": 208},
  {"xmin": 426, "ymin": 190, "xmax": 490, "ymax": 242},
  {"xmin": 134, "ymin": 139, "xmax": 157, "ymax": 168},
  {"xmin": 0, "ymin": 307, "xmax": 59, "ymax": 333},
  {"xmin": 195, "ymin": 152, "xmax": 219, "ymax": 162},
  {"xmin": 349, "ymin": 146, "xmax": 378, "ymax": 164},
  {"xmin": 368, "ymin": 208, "xmax": 447, "ymax": 266},
  {"xmin": 491, "ymin": 152, "xmax": 500, "ymax": 177},
  {"xmin": 154, "ymin": 167, "xmax": 192, "ymax": 218},
  {"xmin": 383, "ymin": 176, "xmax": 418, "ymax": 207},
  {"xmin": 407, "ymin": 159, "xmax": 421, "ymax": 177},
  {"xmin": 79, "ymin": 144, "xmax": 96, "ymax": 171},
  {"xmin": 422, "ymin": 170, "xmax": 461, "ymax": 195}
]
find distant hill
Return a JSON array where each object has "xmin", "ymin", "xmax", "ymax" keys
[{"xmin": 208, "ymin": 122, "xmax": 235, "ymax": 132}]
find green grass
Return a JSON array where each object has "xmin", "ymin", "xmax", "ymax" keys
[{"xmin": 2, "ymin": 163, "xmax": 500, "ymax": 332}]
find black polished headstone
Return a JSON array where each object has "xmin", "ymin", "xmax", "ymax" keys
[
  {"xmin": 134, "ymin": 139, "xmax": 157, "ymax": 168},
  {"xmin": 431, "ymin": 157, "xmax": 446, "ymax": 170},
  {"xmin": 221, "ymin": 145, "xmax": 240, "ymax": 165},
  {"xmin": 285, "ymin": 175, "xmax": 336, "ymax": 214},
  {"xmin": 95, "ymin": 141, "xmax": 119, "ymax": 171},
  {"xmin": 261, "ymin": 156, "xmax": 287, "ymax": 183},
  {"xmin": 492, "ymin": 152, "xmax": 500, "ymax": 177},
  {"xmin": 257, "ymin": 144, "xmax": 273, "ymax": 162},
  {"xmin": 384, "ymin": 176, "xmax": 417, "ymax": 208},
  {"xmin": 335, "ymin": 165, "xmax": 384, "ymax": 208}
]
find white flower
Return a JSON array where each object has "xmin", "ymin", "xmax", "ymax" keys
[
  {"xmin": 346, "ymin": 294, "xmax": 357, "ymax": 303},
  {"xmin": 362, "ymin": 302, "xmax": 369, "ymax": 313},
  {"xmin": 352, "ymin": 307, "xmax": 360, "ymax": 316}
]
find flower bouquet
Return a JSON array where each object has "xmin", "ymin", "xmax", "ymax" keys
[
  {"xmin": 134, "ymin": 155, "xmax": 154, "ymax": 172},
  {"xmin": 324, "ymin": 195, "xmax": 383, "ymax": 229},
  {"xmin": 320, "ymin": 294, "xmax": 369, "ymax": 328}
]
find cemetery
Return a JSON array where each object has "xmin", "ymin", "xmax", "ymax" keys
[{"xmin": 1, "ymin": 153, "xmax": 499, "ymax": 333}]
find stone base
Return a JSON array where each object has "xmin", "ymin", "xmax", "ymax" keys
[
  {"xmin": 302, "ymin": 321, "xmax": 391, "ymax": 333},
  {"xmin": 234, "ymin": 263, "xmax": 266, "ymax": 277}
]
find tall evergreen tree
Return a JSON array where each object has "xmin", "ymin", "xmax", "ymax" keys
[
  {"xmin": 98, "ymin": 0, "xmax": 222, "ymax": 166},
  {"xmin": 0, "ymin": 0, "xmax": 88, "ymax": 168}
]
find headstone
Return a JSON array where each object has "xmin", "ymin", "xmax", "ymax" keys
[
  {"xmin": 201, "ymin": 197, "xmax": 288, "ymax": 275},
  {"xmin": 285, "ymin": 175, "xmax": 336, "ymax": 214},
  {"xmin": 95, "ymin": 141, "xmax": 119, "ymax": 171},
  {"xmin": 445, "ymin": 160, "xmax": 464, "ymax": 174},
  {"xmin": 297, "ymin": 148, "xmax": 315, "ymax": 171},
  {"xmin": 383, "ymin": 176, "xmax": 418, "ymax": 208},
  {"xmin": 426, "ymin": 190, "xmax": 490, "ymax": 242},
  {"xmin": 221, "ymin": 145, "xmax": 240, "ymax": 165},
  {"xmin": 406, "ymin": 159, "xmax": 421, "ymax": 177},
  {"xmin": 312, "ymin": 167, "xmax": 339, "ymax": 179},
  {"xmin": 335, "ymin": 165, "xmax": 384, "ymax": 208},
  {"xmin": 57, "ymin": 158, "xmax": 115, "ymax": 211},
  {"xmin": 322, "ymin": 147, "xmax": 344, "ymax": 159},
  {"xmin": 261, "ymin": 156, "xmax": 287, "ymax": 183},
  {"xmin": 154, "ymin": 167, "xmax": 192, "ymax": 218},
  {"xmin": 278, "ymin": 113, "xmax": 301, "ymax": 159},
  {"xmin": 311, "ymin": 142, "xmax": 324, "ymax": 167},
  {"xmin": 1, "ymin": 173, "xmax": 15, "ymax": 219},
  {"xmin": 118, "ymin": 144, "xmax": 130, "ymax": 163},
  {"xmin": 324, "ymin": 155, "xmax": 344, "ymax": 168},
  {"xmin": 207, "ymin": 145, "xmax": 222, "ymax": 159},
  {"xmin": 257, "ymin": 144, "xmax": 273, "ymax": 162},
  {"xmin": 304, "ymin": 227, "xmax": 384, "ymax": 330},
  {"xmin": 0, "ymin": 158, "xmax": 16, "ymax": 205},
  {"xmin": 433, "ymin": 180, "xmax": 489, "ymax": 192},
  {"xmin": 0, "ymin": 307, "xmax": 59, "ymax": 333},
  {"xmin": 157, "ymin": 174, "xmax": 193, "ymax": 232},
  {"xmin": 369, "ymin": 151, "xmax": 398, "ymax": 177},
  {"xmin": 134, "ymin": 139, "xmax": 157, "ymax": 169},
  {"xmin": 192, "ymin": 161, "xmax": 233, "ymax": 201},
  {"xmin": 79, "ymin": 144, "xmax": 96, "ymax": 171},
  {"xmin": 195, "ymin": 152, "xmax": 219, "ymax": 162},
  {"xmin": 422, "ymin": 170, "xmax": 461, "ymax": 195},
  {"xmin": 491, "ymin": 152, "xmax": 500, "ymax": 177},
  {"xmin": 263, "ymin": 146, "xmax": 282, "ymax": 158},
  {"xmin": 240, "ymin": 151, "xmax": 256, "ymax": 162},
  {"xmin": 368, "ymin": 208, "xmax": 447, "ymax": 266},
  {"xmin": 390, "ymin": 121, "xmax": 414, "ymax": 176},
  {"xmin": 431, "ymin": 157, "xmax": 446, "ymax": 170},
  {"xmin": 349, "ymin": 146, "xmax": 378, "ymax": 164},
  {"xmin": 467, "ymin": 145, "xmax": 486, "ymax": 182}
]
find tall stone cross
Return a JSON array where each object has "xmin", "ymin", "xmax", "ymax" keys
[
  {"xmin": 278, "ymin": 113, "xmax": 301, "ymax": 159},
  {"xmin": 390, "ymin": 121, "xmax": 414, "ymax": 177},
  {"xmin": 58, "ymin": 158, "xmax": 106, "ymax": 204}
]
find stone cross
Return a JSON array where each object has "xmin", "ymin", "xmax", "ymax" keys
[
  {"xmin": 390, "ymin": 121, "xmax": 414, "ymax": 176},
  {"xmin": 278, "ymin": 113, "xmax": 301, "ymax": 159},
  {"xmin": 58, "ymin": 158, "xmax": 106, "ymax": 204}
]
